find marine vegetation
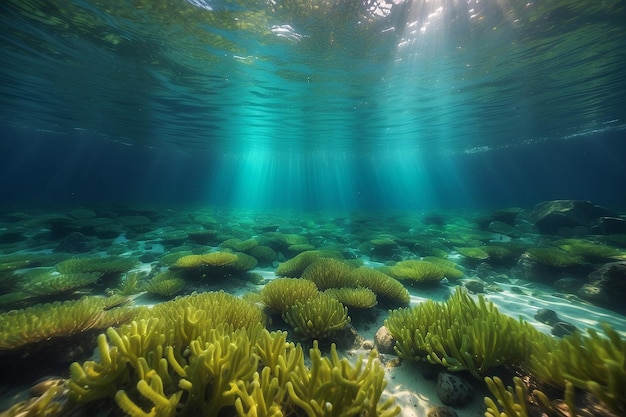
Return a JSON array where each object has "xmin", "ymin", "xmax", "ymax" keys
[
  {"xmin": 112, "ymin": 269, "xmax": 147, "ymax": 296},
  {"xmin": 247, "ymin": 244, "xmax": 277, "ymax": 265},
  {"xmin": 55, "ymin": 256, "xmax": 139, "ymax": 274},
  {"xmin": 301, "ymin": 257, "xmax": 358, "ymax": 290},
  {"xmin": 143, "ymin": 270, "xmax": 186, "ymax": 297},
  {"xmin": 324, "ymin": 286, "xmax": 377, "ymax": 309},
  {"xmin": 275, "ymin": 250, "xmax": 343, "ymax": 277},
  {"xmin": 455, "ymin": 246, "xmax": 490, "ymax": 261},
  {"xmin": 351, "ymin": 266, "xmax": 410, "ymax": 306},
  {"xmin": 11, "ymin": 290, "xmax": 399, "ymax": 417},
  {"xmin": 282, "ymin": 293, "xmax": 350, "ymax": 340},
  {"xmin": 528, "ymin": 323, "xmax": 626, "ymax": 415},
  {"xmin": 259, "ymin": 277, "xmax": 319, "ymax": 315},
  {"xmin": 556, "ymin": 239, "xmax": 625, "ymax": 263},
  {"xmin": 484, "ymin": 376, "xmax": 577, "ymax": 417},
  {"xmin": 379, "ymin": 259, "xmax": 447, "ymax": 285},
  {"xmin": 0, "ymin": 295, "xmax": 134, "ymax": 351},
  {"xmin": 385, "ymin": 288, "xmax": 547, "ymax": 379},
  {"xmin": 172, "ymin": 251, "xmax": 238, "ymax": 268},
  {"xmin": 172, "ymin": 251, "xmax": 255, "ymax": 280},
  {"xmin": 522, "ymin": 247, "xmax": 585, "ymax": 268},
  {"xmin": 220, "ymin": 237, "xmax": 259, "ymax": 252}
]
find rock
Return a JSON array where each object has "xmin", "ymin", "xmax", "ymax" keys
[
  {"xmin": 553, "ymin": 277, "xmax": 583, "ymax": 293},
  {"xmin": 594, "ymin": 216, "xmax": 626, "ymax": 235},
  {"xmin": 54, "ymin": 232, "xmax": 94, "ymax": 253},
  {"xmin": 551, "ymin": 321, "xmax": 577, "ymax": 337},
  {"xmin": 374, "ymin": 326, "xmax": 396, "ymax": 355},
  {"xmin": 427, "ymin": 405, "xmax": 459, "ymax": 417},
  {"xmin": 530, "ymin": 200, "xmax": 616, "ymax": 235},
  {"xmin": 578, "ymin": 262, "xmax": 626, "ymax": 313},
  {"xmin": 436, "ymin": 372, "xmax": 474, "ymax": 407},
  {"xmin": 464, "ymin": 280, "xmax": 485, "ymax": 293},
  {"xmin": 475, "ymin": 263, "xmax": 494, "ymax": 280},
  {"xmin": 534, "ymin": 308, "xmax": 559, "ymax": 325}
]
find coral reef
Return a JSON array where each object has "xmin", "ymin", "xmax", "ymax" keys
[
  {"xmin": 380, "ymin": 260, "xmax": 446, "ymax": 285},
  {"xmin": 259, "ymin": 277, "xmax": 319, "ymax": 315},
  {"xmin": 144, "ymin": 270, "xmax": 186, "ymax": 297},
  {"xmin": 352, "ymin": 266, "xmax": 410, "ymax": 306},
  {"xmin": 301, "ymin": 257, "xmax": 357, "ymax": 290},
  {"xmin": 385, "ymin": 288, "xmax": 547, "ymax": 378},
  {"xmin": 282, "ymin": 293, "xmax": 350, "ymax": 340},
  {"xmin": 324, "ymin": 286, "xmax": 377, "ymax": 309},
  {"xmin": 275, "ymin": 250, "xmax": 343, "ymax": 278}
]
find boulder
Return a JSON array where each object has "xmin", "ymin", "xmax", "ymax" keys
[
  {"xmin": 578, "ymin": 262, "xmax": 626, "ymax": 313},
  {"xmin": 436, "ymin": 372, "xmax": 474, "ymax": 407},
  {"xmin": 530, "ymin": 200, "xmax": 615, "ymax": 235},
  {"xmin": 374, "ymin": 326, "xmax": 396, "ymax": 355}
]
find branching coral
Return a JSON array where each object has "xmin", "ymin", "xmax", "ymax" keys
[
  {"xmin": 301, "ymin": 258, "xmax": 357, "ymax": 290},
  {"xmin": 385, "ymin": 288, "xmax": 548, "ymax": 379},
  {"xmin": 351, "ymin": 266, "xmax": 410, "ymax": 306},
  {"xmin": 260, "ymin": 277, "xmax": 319, "ymax": 315},
  {"xmin": 282, "ymin": 294, "xmax": 350, "ymax": 340}
]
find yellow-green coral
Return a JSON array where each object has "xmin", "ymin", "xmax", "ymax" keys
[
  {"xmin": 0, "ymin": 295, "xmax": 135, "ymax": 351},
  {"xmin": 324, "ymin": 287, "xmax": 377, "ymax": 309},
  {"xmin": 55, "ymin": 256, "xmax": 138, "ymax": 274},
  {"xmin": 456, "ymin": 247, "xmax": 490, "ymax": 260},
  {"xmin": 351, "ymin": 266, "xmax": 410, "ymax": 306},
  {"xmin": 247, "ymin": 245, "xmax": 277, "ymax": 264},
  {"xmin": 221, "ymin": 238, "xmax": 259, "ymax": 252},
  {"xmin": 380, "ymin": 260, "xmax": 445, "ymax": 285},
  {"xmin": 301, "ymin": 258, "xmax": 357, "ymax": 290},
  {"xmin": 144, "ymin": 270, "xmax": 185, "ymax": 297},
  {"xmin": 282, "ymin": 293, "xmax": 350, "ymax": 340},
  {"xmin": 557, "ymin": 239, "xmax": 625, "ymax": 262},
  {"xmin": 385, "ymin": 288, "xmax": 548, "ymax": 379},
  {"xmin": 275, "ymin": 250, "xmax": 342, "ymax": 278},
  {"xmin": 523, "ymin": 247, "xmax": 585, "ymax": 268},
  {"xmin": 173, "ymin": 251, "xmax": 238, "ymax": 268},
  {"xmin": 528, "ymin": 323, "xmax": 626, "ymax": 415},
  {"xmin": 260, "ymin": 277, "xmax": 319, "ymax": 314}
]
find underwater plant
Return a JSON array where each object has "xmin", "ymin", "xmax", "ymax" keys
[
  {"xmin": 556, "ymin": 239, "xmax": 625, "ymax": 262},
  {"xmin": 144, "ymin": 270, "xmax": 185, "ymax": 297},
  {"xmin": 301, "ymin": 257, "xmax": 358, "ymax": 290},
  {"xmin": 259, "ymin": 277, "xmax": 319, "ymax": 315},
  {"xmin": 112, "ymin": 269, "xmax": 147, "ymax": 296},
  {"xmin": 172, "ymin": 251, "xmax": 238, "ymax": 268},
  {"xmin": 351, "ymin": 266, "xmax": 410, "ymax": 306},
  {"xmin": 324, "ymin": 286, "xmax": 377, "ymax": 309},
  {"xmin": 528, "ymin": 323, "xmax": 626, "ymax": 415},
  {"xmin": 247, "ymin": 244, "xmax": 277, "ymax": 265},
  {"xmin": 282, "ymin": 293, "xmax": 350, "ymax": 340},
  {"xmin": 0, "ymin": 295, "xmax": 134, "ymax": 351},
  {"xmin": 55, "ymin": 256, "xmax": 139, "ymax": 274},
  {"xmin": 221, "ymin": 237, "xmax": 259, "ymax": 252},
  {"xmin": 385, "ymin": 288, "xmax": 547, "ymax": 379},
  {"xmin": 523, "ymin": 247, "xmax": 585, "ymax": 268},
  {"xmin": 275, "ymin": 249, "xmax": 343, "ymax": 277},
  {"xmin": 380, "ymin": 259, "xmax": 446, "ymax": 285},
  {"xmin": 455, "ymin": 246, "xmax": 490, "ymax": 261}
]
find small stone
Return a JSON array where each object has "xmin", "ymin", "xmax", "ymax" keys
[
  {"xmin": 436, "ymin": 372, "xmax": 474, "ymax": 407},
  {"xmin": 534, "ymin": 308, "xmax": 559, "ymax": 325},
  {"xmin": 374, "ymin": 326, "xmax": 396, "ymax": 355},
  {"xmin": 361, "ymin": 340, "xmax": 375, "ymax": 350},
  {"xmin": 464, "ymin": 280, "xmax": 485, "ymax": 293},
  {"xmin": 551, "ymin": 321, "xmax": 577, "ymax": 337},
  {"xmin": 553, "ymin": 277, "xmax": 583, "ymax": 293},
  {"xmin": 427, "ymin": 405, "xmax": 459, "ymax": 417}
]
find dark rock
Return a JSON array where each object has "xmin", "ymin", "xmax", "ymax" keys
[
  {"xmin": 535, "ymin": 308, "xmax": 559, "ymax": 325},
  {"xmin": 530, "ymin": 200, "xmax": 616, "ymax": 235},
  {"xmin": 553, "ymin": 277, "xmax": 583, "ymax": 293},
  {"xmin": 578, "ymin": 262, "xmax": 626, "ymax": 313},
  {"xmin": 427, "ymin": 405, "xmax": 459, "ymax": 417},
  {"xmin": 436, "ymin": 372, "xmax": 474, "ymax": 407},
  {"xmin": 374, "ymin": 326, "xmax": 396, "ymax": 355},
  {"xmin": 54, "ymin": 232, "xmax": 94, "ymax": 253},
  {"xmin": 551, "ymin": 321, "xmax": 577, "ymax": 337},
  {"xmin": 464, "ymin": 280, "xmax": 485, "ymax": 293},
  {"xmin": 487, "ymin": 221, "xmax": 521, "ymax": 238},
  {"xmin": 475, "ymin": 262, "xmax": 494, "ymax": 280},
  {"xmin": 423, "ymin": 214, "xmax": 446, "ymax": 226},
  {"xmin": 595, "ymin": 216, "xmax": 626, "ymax": 235}
]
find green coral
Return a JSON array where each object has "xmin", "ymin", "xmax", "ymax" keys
[
  {"xmin": 324, "ymin": 287, "xmax": 377, "ymax": 309},
  {"xmin": 247, "ymin": 245, "xmax": 277, "ymax": 265},
  {"xmin": 385, "ymin": 288, "xmax": 548, "ymax": 379},
  {"xmin": 173, "ymin": 252, "xmax": 238, "ymax": 268},
  {"xmin": 380, "ymin": 260, "xmax": 445, "ymax": 285},
  {"xmin": 557, "ymin": 239, "xmax": 625, "ymax": 262},
  {"xmin": 275, "ymin": 250, "xmax": 343, "ymax": 277},
  {"xmin": 55, "ymin": 256, "xmax": 138, "ymax": 274},
  {"xmin": 144, "ymin": 270, "xmax": 186, "ymax": 297},
  {"xmin": 282, "ymin": 293, "xmax": 350, "ymax": 340},
  {"xmin": 301, "ymin": 258, "xmax": 357, "ymax": 290},
  {"xmin": 523, "ymin": 247, "xmax": 585, "ymax": 268},
  {"xmin": 528, "ymin": 323, "xmax": 626, "ymax": 415},
  {"xmin": 352, "ymin": 266, "xmax": 409, "ymax": 306},
  {"xmin": 260, "ymin": 277, "xmax": 319, "ymax": 314},
  {"xmin": 0, "ymin": 295, "xmax": 135, "ymax": 351},
  {"xmin": 456, "ymin": 247, "xmax": 490, "ymax": 260},
  {"xmin": 221, "ymin": 238, "xmax": 259, "ymax": 252}
]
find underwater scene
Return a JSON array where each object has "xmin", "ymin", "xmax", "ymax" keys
[{"xmin": 1, "ymin": 0, "xmax": 626, "ymax": 416}]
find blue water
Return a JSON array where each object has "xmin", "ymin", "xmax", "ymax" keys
[{"xmin": 1, "ymin": 0, "xmax": 625, "ymax": 210}]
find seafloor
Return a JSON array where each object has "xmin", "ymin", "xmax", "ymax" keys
[{"xmin": 1, "ymin": 201, "xmax": 625, "ymax": 417}]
